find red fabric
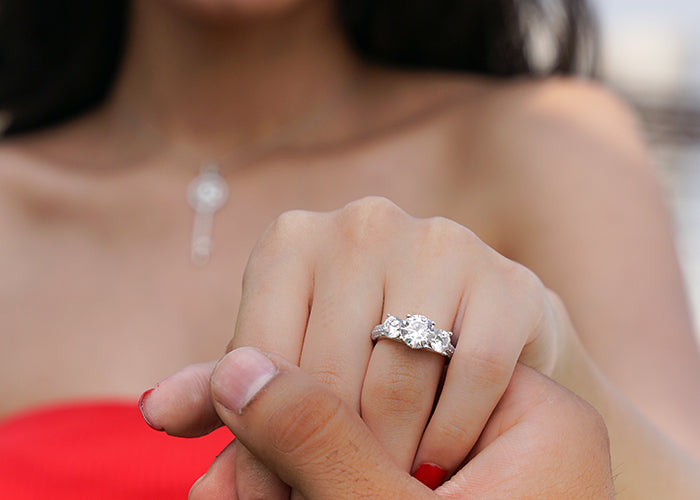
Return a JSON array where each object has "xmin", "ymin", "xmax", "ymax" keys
[{"xmin": 0, "ymin": 401, "xmax": 233, "ymax": 499}]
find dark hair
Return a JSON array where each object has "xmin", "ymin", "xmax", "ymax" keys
[{"xmin": 0, "ymin": 0, "xmax": 595, "ymax": 136}]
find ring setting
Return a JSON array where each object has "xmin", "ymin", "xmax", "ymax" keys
[{"xmin": 371, "ymin": 314, "xmax": 456, "ymax": 358}]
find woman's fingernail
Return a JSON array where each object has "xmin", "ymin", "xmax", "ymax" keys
[
  {"xmin": 138, "ymin": 388, "xmax": 164, "ymax": 431},
  {"xmin": 413, "ymin": 463, "xmax": 447, "ymax": 490},
  {"xmin": 211, "ymin": 347, "xmax": 278, "ymax": 413}
]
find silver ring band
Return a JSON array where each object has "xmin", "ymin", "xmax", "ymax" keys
[{"xmin": 371, "ymin": 314, "xmax": 456, "ymax": 359}]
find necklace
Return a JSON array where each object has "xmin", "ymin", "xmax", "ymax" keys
[
  {"xmin": 187, "ymin": 163, "xmax": 230, "ymax": 265},
  {"xmin": 137, "ymin": 78, "xmax": 359, "ymax": 266}
]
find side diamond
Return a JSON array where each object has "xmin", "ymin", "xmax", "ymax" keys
[
  {"xmin": 429, "ymin": 329, "xmax": 452, "ymax": 353},
  {"xmin": 382, "ymin": 315, "xmax": 403, "ymax": 339}
]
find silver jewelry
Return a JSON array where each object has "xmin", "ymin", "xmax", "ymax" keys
[
  {"xmin": 133, "ymin": 78, "xmax": 360, "ymax": 266},
  {"xmin": 187, "ymin": 163, "xmax": 230, "ymax": 266},
  {"xmin": 371, "ymin": 314, "xmax": 456, "ymax": 359}
]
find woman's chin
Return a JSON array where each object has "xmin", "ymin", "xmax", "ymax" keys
[{"xmin": 162, "ymin": 0, "xmax": 308, "ymax": 21}]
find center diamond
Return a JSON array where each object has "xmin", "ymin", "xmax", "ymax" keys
[
  {"xmin": 195, "ymin": 177, "xmax": 227, "ymax": 211},
  {"xmin": 401, "ymin": 315, "xmax": 434, "ymax": 349}
]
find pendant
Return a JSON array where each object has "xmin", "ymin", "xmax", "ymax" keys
[{"xmin": 187, "ymin": 163, "xmax": 230, "ymax": 266}]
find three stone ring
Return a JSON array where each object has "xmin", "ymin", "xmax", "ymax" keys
[{"xmin": 371, "ymin": 314, "xmax": 456, "ymax": 359}]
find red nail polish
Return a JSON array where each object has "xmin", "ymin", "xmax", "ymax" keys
[
  {"xmin": 413, "ymin": 463, "xmax": 447, "ymax": 490},
  {"xmin": 138, "ymin": 388, "xmax": 164, "ymax": 432}
]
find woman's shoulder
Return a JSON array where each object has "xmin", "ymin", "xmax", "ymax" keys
[
  {"xmin": 0, "ymin": 113, "xmax": 109, "ymax": 212},
  {"xmin": 0, "ymin": 121, "xmax": 67, "ymax": 181},
  {"xmin": 432, "ymin": 75, "xmax": 657, "ymax": 201},
  {"xmin": 0, "ymin": 132, "xmax": 58, "ymax": 218},
  {"xmin": 443, "ymin": 75, "xmax": 649, "ymax": 169},
  {"xmin": 477, "ymin": 76, "xmax": 636, "ymax": 123},
  {"xmin": 399, "ymin": 73, "xmax": 662, "ymax": 253},
  {"xmin": 0, "ymin": 136, "xmax": 36, "ymax": 213},
  {"xmin": 382, "ymin": 71, "xmax": 652, "ymax": 181}
]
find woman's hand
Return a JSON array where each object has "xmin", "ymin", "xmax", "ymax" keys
[
  {"xmin": 141, "ymin": 197, "xmax": 578, "ymax": 496},
  {"xmin": 188, "ymin": 347, "xmax": 614, "ymax": 499}
]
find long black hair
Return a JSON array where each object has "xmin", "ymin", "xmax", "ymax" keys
[{"xmin": 0, "ymin": 0, "xmax": 596, "ymax": 136}]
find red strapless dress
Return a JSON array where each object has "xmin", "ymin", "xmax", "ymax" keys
[{"xmin": 0, "ymin": 400, "xmax": 233, "ymax": 499}]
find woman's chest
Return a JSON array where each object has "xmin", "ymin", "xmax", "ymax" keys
[
  {"xmin": 0, "ymin": 235, "xmax": 246, "ymax": 415},
  {"xmin": 0, "ymin": 134, "xmax": 504, "ymax": 415}
]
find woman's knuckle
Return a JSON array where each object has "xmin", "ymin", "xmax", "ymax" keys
[
  {"xmin": 249, "ymin": 211, "xmax": 305, "ymax": 262},
  {"xmin": 307, "ymin": 362, "xmax": 355, "ymax": 406},
  {"xmin": 308, "ymin": 363, "xmax": 344, "ymax": 390},
  {"xmin": 267, "ymin": 389, "xmax": 345, "ymax": 457},
  {"xmin": 502, "ymin": 259, "xmax": 542, "ymax": 294},
  {"xmin": 468, "ymin": 345, "xmax": 513, "ymax": 387},
  {"xmin": 420, "ymin": 216, "xmax": 480, "ymax": 260},
  {"xmin": 432, "ymin": 418, "xmax": 473, "ymax": 447},
  {"xmin": 341, "ymin": 196, "xmax": 405, "ymax": 232},
  {"xmin": 544, "ymin": 288, "xmax": 566, "ymax": 317},
  {"xmin": 426, "ymin": 217, "xmax": 475, "ymax": 244},
  {"xmin": 344, "ymin": 195, "xmax": 403, "ymax": 218},
  {"xmin": 243, "ymin": 210, "xmax": 315, "ymax": 283},
  {"xmin": 521, "ymin": 268, "xmax": 546, "ymax": 301},
  {"xmin": 502, "ymin": 261, "xmax": 549, "ymax": 330},
  {"xmin": 266, "ymin": 209, "xmax": 314, "ymax": 244},
  {"xmin": 330, "ymin": 197, "xmax": 408, "ymax": 252},
  {"xmin": 362, "ymin": 362, "xmax": 427, "ymax": 417}
]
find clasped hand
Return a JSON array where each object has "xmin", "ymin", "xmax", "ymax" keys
[{"xmin": 141, "ymin": 197, "xmax": 613, "ymax": 498}]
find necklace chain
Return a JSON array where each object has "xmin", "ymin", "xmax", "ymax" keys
[
  {"xmin": 138, "ymin": 73, "xmax": 361, "ymax": 171},
  {"xmin": 135, "ymin": 77, "xmax": 360, "ymax": 266}
]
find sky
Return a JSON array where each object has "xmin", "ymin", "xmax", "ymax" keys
[{"xmin": 591, "ymin": 0, "xmax": 700, "ymax": 98}]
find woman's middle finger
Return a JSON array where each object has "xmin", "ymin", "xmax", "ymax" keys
[
  {"xmin": 361, "ymin": 216, "xmax": 472, "ymax": 472},
  {"xmin": 297, "ymin": 230, "xmax": 385, "ymax": 411}
]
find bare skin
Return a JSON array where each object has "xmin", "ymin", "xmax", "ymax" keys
[
  {"xmin": 193, "ymin": 350, "xmax": 616, "ymax": 499},
  {"xmin": 1, "ymin": 0, "xmax": 699, "ymax": 497},
  {"xmin": 0, "ymin": 0, "xmax": 509, "ymax": 415}
]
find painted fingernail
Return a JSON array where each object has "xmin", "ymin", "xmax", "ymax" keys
[
  {"xmin": 211, "ymin": 347, "xmax": 278, "ymax": 413},
  {"xmin": 413, "ymin": 463, "xmax": 447, "ymax": 490},
  {"xmin": 138, "ymin": 388, "xmax": 164, "ymax": 431}
]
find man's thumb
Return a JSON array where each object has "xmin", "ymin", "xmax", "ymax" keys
[{"xmin": 208, "ymin": 347, "xmax": 433, "ymax": 500}]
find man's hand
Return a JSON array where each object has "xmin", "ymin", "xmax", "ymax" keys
[{"xmin": 184, "ymin": 347, "xmax": 615, "ymax": 499}]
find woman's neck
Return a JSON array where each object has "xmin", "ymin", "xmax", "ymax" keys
[{"xmin": 104, "ymin": 0, "xmax": 368, "ymax": 158}]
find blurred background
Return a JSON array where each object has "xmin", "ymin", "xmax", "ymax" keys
[{"xmin": 592, "ymin": 0, "xmax": 700, "ymax": 335}]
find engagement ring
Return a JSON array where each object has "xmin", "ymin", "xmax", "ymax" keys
[{"xmin": 371, "ymin": 314, "xmax": 456, "ymax": 359}]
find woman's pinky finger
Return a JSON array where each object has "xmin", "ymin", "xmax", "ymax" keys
[{"xmin": 411, "ymin": 267, "xmax": 549, "ymax": 482}]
